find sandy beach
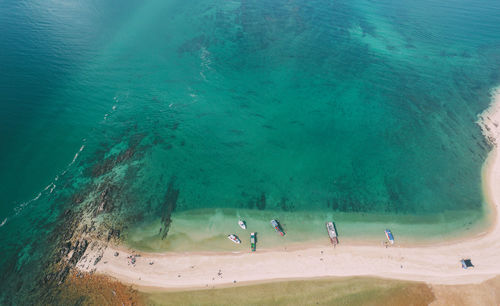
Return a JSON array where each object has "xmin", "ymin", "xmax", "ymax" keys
[{"xmin": 77, "ymin": 90, "xmax": 500, "ymax": 289}]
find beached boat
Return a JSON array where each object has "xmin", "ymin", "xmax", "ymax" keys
[
  {"xmin": 238, "ymin": 220, "xmax": 247, "ymax": 229},
  {"xmin": 461, "ymin": 259, "xmax": 474, "ymax": 269},
  {"xmin": 227, "ymin": 234, "xmax": 241, "ymax": 244},
  {"xmin": 326, "ymin": 222, "xmax": 339, "ymax": 246},
  {"xmin": 250, "ymin": 232, "xmax": 256, "ymax": 251},
  {"xmin": 270, "ymin": 219, "xmax": 285, "ymax": 236},
  {"xmin": 385, "ymin": 229, "xmax": 394, "ymax": 244}
]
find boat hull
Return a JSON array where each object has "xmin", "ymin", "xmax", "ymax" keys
[
  {"xmin": 238, "ymin": 220, "xmax": 247, "ymax": 229},
  {"xmin": 227, "ymin": 235, "xmax": 241, "ymax": 244},
  {"xmin": 270, "ymin": 220, "xmax": 285, "ymax": 236},
  {"xmin": 326, "ymin": 222, "xmax": 339, "ymax": 246},
  {"xmin": 385, "ymin": 230, "xmax": 394, "ymax": 244}
]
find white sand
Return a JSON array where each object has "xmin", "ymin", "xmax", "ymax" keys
[{"xmin": 77, "ymin": 89, "xmax": 500, "ymax": 289}]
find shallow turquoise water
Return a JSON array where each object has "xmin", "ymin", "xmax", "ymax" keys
[{"xmin": 1, "ymin": 0, "xmax": 500, "ymax": 302}]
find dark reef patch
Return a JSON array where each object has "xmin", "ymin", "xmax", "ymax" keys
[{"xmin": 159, "ymin": 178, "xmax": 180, "ymax": 239}]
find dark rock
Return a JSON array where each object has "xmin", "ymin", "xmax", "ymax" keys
[
  {"xmin": 94, "ymin": 255, "xmax": 103, "ymax": 266},
  {"xmin": 44, "ymin": 273, "xmax": 54, "ymax": 284},
  {"xmin": 107, "ymin": 229, "xmax": 114, "ymax": 241},
  {"xmin": 60, "ymin": 242, "xmax": 71, "ymax": 256},
  {"xmin": 69, "ymin": 239, "xmax": 88, "ymax": 266},
  {"xmin": 57, "ymin": 266, "xmax": 70, "ymax": 285},
  {"xmin": 73, "ymin": 193, "xmax": 85, "ymax": 204}
]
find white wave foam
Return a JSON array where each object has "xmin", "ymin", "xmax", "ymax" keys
[
  {"xmin": 42, "ymin": 183, "xmax": 52, "ymax": 192},
  {"xmin": 70, "ymin": 145, "xmax": 85, "ymax": 165},
  {"xmin": 14, "ymin": 191, "xmax": 42, "ymax": 215},
  {"xmin": 8, "ymin": 142, "xmax": 86, "ymax": 218}
]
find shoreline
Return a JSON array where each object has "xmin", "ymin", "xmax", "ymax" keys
[
  {"xmin": 76, "ymin": 88, "xmax": 500, "ymax": 289},
  {"xmin": 123, "ymin": 205, "xmax": 489, "ymax": 253}
]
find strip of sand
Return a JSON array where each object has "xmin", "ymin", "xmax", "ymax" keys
[{"xmin": 77, "ymin": 89, "xmax": 500, "ymax": 289}]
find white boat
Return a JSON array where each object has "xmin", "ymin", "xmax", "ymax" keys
[
  {"xmin": 227, "ymin": 234, "xmax": 241, "ymax": 244},
  {"xmin": 326, "ymin": 221, "xmax": 339, "ymax": 246},
  {"xmin": 238, "ymin": 220, "xmax": 247, "ymax": 229}
]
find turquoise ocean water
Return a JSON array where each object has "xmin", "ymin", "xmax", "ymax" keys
[{"xmin": 1, "ymin": 0, "xmax": 500, "ymax": 302}]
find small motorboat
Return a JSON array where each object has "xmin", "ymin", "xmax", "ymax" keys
[
  {"xmin": 238, "ymin": 220, "xmax": 247, "ymax": 229},
  {"xmin": 228, "ymin": 234, "xmax": 241, "ymax": 244},
  {"xmin": 385, "ymin": 229, "xmax": 394, "ymax": 244},
  {"xmin": 326, "ymin": 221, "xmax": 339, "ymax": 246},
  {"xmin": 250, "ymin": 232, "xmax": 256, "ymax": 252},
  {"xmin": 271, "ymin": 219, "xmax": 285, "ymax": 236}
]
